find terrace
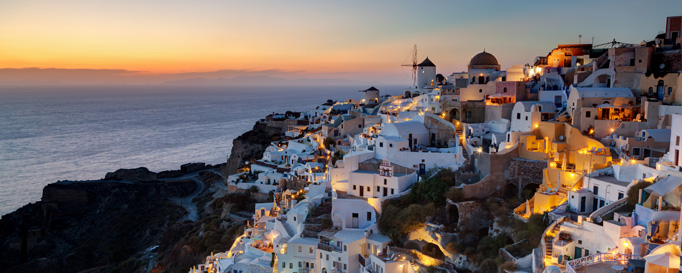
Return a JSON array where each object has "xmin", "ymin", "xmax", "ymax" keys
[{"xmin": 564, "ymin": 253, "xmax": 643, "ymax": 273}]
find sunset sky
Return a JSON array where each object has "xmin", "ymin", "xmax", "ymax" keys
[{"xmin": 1, "ymin": 0, "xmax": 680, "ymax": 85}]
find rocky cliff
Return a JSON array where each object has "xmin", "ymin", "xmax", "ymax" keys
[
  {"xmin": 223, "ymin": 121, "xmax": 284, "ymax": 176},
  {"xmin": 0, "ymin": 175, "xmax": 196, "ymax": 273}
]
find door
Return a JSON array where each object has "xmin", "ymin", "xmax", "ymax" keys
[
  {"xmin": 657, "ymin": 80, "xmax": 665, "ymax": 101},
  {"xmin": 383, "ymin": 187, "xmax": 387, "ymax": 197},
  {"xmin": 593, "ymin": 198, "xmax": 599, "ymax": 210},
  {"xmin": 580, "ymin": 196, "xmax": 586, "ymax": 212},
  {"xmin": 352, "ymin": 213, "xmax": 359, "ymax": 228},
  {"xmin": 360, "ymin": 186, "xmax": 364, "ymax": 197},
  {"xmin": 574, "ymin": 247, "xmax": 583, "ymax": 259}
]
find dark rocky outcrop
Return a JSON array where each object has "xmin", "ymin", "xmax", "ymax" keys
[
  {"xmin": 223, "ymin": 121, "xmax": 284, "ymax": 176},
  {"xmin": 105, "ymin": 167, "xmax": 157, "ymax": 181},
  {"xmin": 0, "ymin": 178, "xmax": 196, "ymax": 273}
]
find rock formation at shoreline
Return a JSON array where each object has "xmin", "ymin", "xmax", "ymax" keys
[{"xmin": 0, "ymin": 118, "xmax": 285, "ymax": 273}]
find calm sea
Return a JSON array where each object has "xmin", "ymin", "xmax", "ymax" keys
[{"xmin": 0, "ymin": 85, "xmax": 403, "ymax": 216}]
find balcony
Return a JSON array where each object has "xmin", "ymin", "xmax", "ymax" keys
[{"xmin": 318, "ymin": 243, "xmax": 342, "ymax": 252}]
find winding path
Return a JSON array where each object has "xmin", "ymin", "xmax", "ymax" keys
[{"xmin": 165, "ymin": 174, "xmax": 204, "ymax": 222}]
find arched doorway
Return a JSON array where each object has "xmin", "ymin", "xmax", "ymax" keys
[
  {"xmin": 657, "ymin": 80, "xmax": 665, "ymax": 101},
  {"xmin": 450, "ymin": 108, "xmax": 460, "ymax": 121}
]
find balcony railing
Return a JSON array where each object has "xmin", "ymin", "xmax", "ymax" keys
[
  {"xmin": 565, "ymin": 253, "xmax": 642, "ymax": 273},
  {"xmin": 318, "ymin": 243, "xmax": 342, "ymax": 252}
]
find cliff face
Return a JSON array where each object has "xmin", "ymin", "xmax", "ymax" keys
[
  {"xmin": 0, "ymin": 174, "xmax": 196, "ymax": 273},
  {"xmin": 223, "ymin": 121, "xmax": 283, "ymax": 176}
]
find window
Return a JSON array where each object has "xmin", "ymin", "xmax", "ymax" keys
[
  {"xmin": 282, "ymin": 262, "xmax": 286, "ymax": 268},
  {"xmin": 344, "ymin": 245, "xmax": 347, "ymax": 251},
  {"xmin": 326, "ymin": 254, "xmax": 329, "ymax": 260},
  {"xmin": 578, "ymin": 240, "xmax": 582, "ymax": 245},
  {"xmin": 311, "ymin": 263, "xmax": 314, "ymax": 269},
  {"xmin": 358, "ymin": 124, "xmax": 362, "ymax": 128},
  {"xmin": 586, "ymin": 111, "xmax": 591, "ymax": 118},
  {"xmin": 384, "ymin": 179, "xmax": 387, "ymax": 185},
  {"xmin": 290, "ymin": 263, "xmax": 293, "ymax": 269},
  {"xmin": 367, "ymin": 212, "xmax": 372, "ymax": 221},
  {"xmin": 618, "ymin": 192, "xmax": 624, "ymax": 200},
  {"xmin": 503, "ymin": 87, "xmax": 507, "ymax": 93},
  {"xmin": 389, "ymin": 143, "xmax": 393, "ymax": 148},
  {"xmin": 391, "ymin": 188, "xmax": 394, "ymax": 194},
  {"xmin": 525, "ymin": 116, "xmax": 528, "ymax": 121},
  {"xmin": 320, "ymin": 253, "xmax": 322, "ymax": 258},
  {"xmin": 593, "ymin": 186, "xmax": 599, "ymax": 195},
  {"xmin": 669, "ymin": 87, "xmax": 673, "ymax": 95},
  {"xmin": 585, "ymin": 249, "xmax": 590, "ymax": 256},
  {"xmin": 377, "ymin": 186, "xmax": 380, "ymax": 192},
  {"xmin": 479, "ymin": 89, "xmax": 482, "ymax": 93},
  {"xmin": 379, "ymin": 142, "xmax": 383, "ymax": 147},
  {"xmin": 677, "ymin": 136, "xmax": 680, "ymax": 146},
  {"xmin": 344, "ymin": 264, "xmax": 347, "ymax": 270},
  {"xmin": 517, "ymin": 113, "xmax": 521, "ymax": 120},
  {"xmin": 299, "ymin": 261, "xmax": 302, "ymax": 267},
  {"xmin": 632, "ymin": 147, "xmax": 641, "ymax": 156},
  {"xmin": 309, "ymin": 247, "xmax": 313, "ymax": 253},
  {"xmin": 298, "ymin": 246, "xmax": 302, "ymax": 252},
  {"xmin": 367, "ymin": 186, "xmax": 370, "ymax": 192},
  {"xmin": 353, "ymin": 185, "xmax": 357, "ymax": 190},
  {"xmin": 629, "ymin": 59, "xmax": 635, "ymax": 66}
]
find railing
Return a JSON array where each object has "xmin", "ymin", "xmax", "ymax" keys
[
  {"xmin": 318, "ymin": 243, "xmax": 341, "ymax": 252},
  {"xmin": 358, "ymin": 254, "xmax": 366, "ymax": 267},
  {"xmin": 588, "ymin": 198, "xmax": 627, "ymax": 222},
  {"xmin": 565, "ymin": 253, "xmax": 642, "ymax": 273},
  {"xmin": 541, "ymin": 216, "xmax": 565, "ymax": 264}
]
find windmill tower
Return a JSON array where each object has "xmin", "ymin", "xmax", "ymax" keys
[{"xmin": 401, "ymin": 45, "xmax": 418, "ymax": 88}]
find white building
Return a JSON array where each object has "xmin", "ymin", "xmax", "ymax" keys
[
  {"xmin": 347, "ymin": 159, "xmax": 417, "ymax": 198},
  {"xmin": 510, "ymin": 101, "xmax": 557, "ymax": 132}
]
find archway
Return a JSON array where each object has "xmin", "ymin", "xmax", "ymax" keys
[
  {"xmin": 595, "ymin": 74, "xmax": 611, "ymax": 87},
  {"xmin": 421, "ymin": 243, "xmax": 446, "ymax": 260},
  {"xmin": 499, "ymin": 183, "xmax": 519, "ymax": 199},
  {"xmin": 450, "ymin": 108, "xmax": 460, "ymax": 121},
  {"xmin": 657, "ymin": 80, "xmax": 665, "ymax": 101},
  {"xmin": 404, "ymin": 90, "xmax": 412, "ymax": 98},
  {"xmin": 447, "ymin": 204, "xmax": 459, "ymax": 225},
  {"xmin": 521, "ymin": 183, "xmax": 540, "ymax": 200}
]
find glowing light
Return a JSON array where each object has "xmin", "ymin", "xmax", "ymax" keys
[
  {"xmin": 534, "ymin": 124, "xmax": 539, "ymax": 128},
  {"xmin": 623, "ymin": 242, "xmax": 629, "ymax": 248},
  {"xmin": 549, "ymin": 162, "xmax": 557, "ymax": 168},
  {"xmin": 589, "ymin": 128, "xmax": 594, "ymax": 134},
  {"xmin": 610, "ymin": 128, "xmax": 614, "ymax": 132}
]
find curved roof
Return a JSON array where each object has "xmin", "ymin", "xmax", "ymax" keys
[
  {"xmin": 381, "ymin": 121, "xmax": 428, "ymax": 138},
  {"xmin": 418, "ymin": 57, "xmax": 436, "ymax": 67},
  {"xmin": 470, "ymin": 51, "xmax": 499, "ymax": 66}
]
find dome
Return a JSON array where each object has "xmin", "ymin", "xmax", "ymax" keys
[
  {"xmin": 469, "ymin": 51, "xmax": 499, "ymax": 66},
  {"xmin": 543, "ymin": 266, "xmax": 562, "ymax": 273}
]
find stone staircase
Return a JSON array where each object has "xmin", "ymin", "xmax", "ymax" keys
[{"xmin": 544, "ymin": 224, "xmax": 560, "ymax": 258}]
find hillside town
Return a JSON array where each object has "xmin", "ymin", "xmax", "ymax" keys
[{"xmin": 191, "ymin": 16, "xmax": 682, "ymax": 273}]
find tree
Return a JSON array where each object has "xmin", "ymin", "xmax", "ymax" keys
[
  {"xmin": 249, "ymin": 185, "xmax": 260, "ymax": 193},
  {"xmin": 323, "ymin": 137, "xmax": 335, "ymax": 148},
  {"xmin": 627, "ymin": 181, "xmax": 652, "ymax": 207}
]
